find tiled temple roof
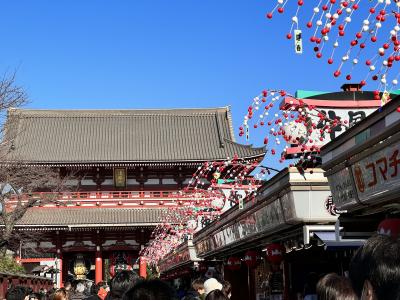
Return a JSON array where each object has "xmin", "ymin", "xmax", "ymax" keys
[{"xmin": 4, "ymin": 107, "xmax": 265, "ymax": 166}]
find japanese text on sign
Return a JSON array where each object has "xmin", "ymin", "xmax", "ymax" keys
[{"xmin": 352, "ymin": 142, "xmax": 400, "ymax": 203}]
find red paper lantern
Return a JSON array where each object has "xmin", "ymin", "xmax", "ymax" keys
[
  {"xmin": 244, "ymin": 250, "xmax": 258, "ymax": 268},
  {"xmin": 226, "ymin": 256, "xmax": 241, "ymax": 271},
  {"xmin": 377, "ymin": 219, "xmax": 400, "ymax": 240},
  {"xmin": 265, "ymin": 244, "xmax": 284, "ymax": 264}
]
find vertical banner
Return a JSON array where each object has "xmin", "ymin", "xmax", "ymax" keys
[{"xmin": 294, "ymin": 30, "xmax": 303, "ymax": 54}]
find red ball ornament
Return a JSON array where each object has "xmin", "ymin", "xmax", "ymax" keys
[
  {"xmin": 346, "ymin": 75, "xmax": 351, "ymax": 80},
  {"xmin": 266, "ymin": 13, "xmax": 273, "ymax": 19},
  {"xmin": 316, "ymin": 52, "xmax": 322, "ymax": 58},
  {"xmin": 277, "ymin": 7, "xmax": 284, "ymax": 13},
  {"xmin": 306, "ymin": 21, "xmax": 313, "ymax": 28},
  {"xmin": 397, "ymin": 107, "xmax": 400, "ymax": 113},
  {"xmin": 265, "ymin": 244, "xmax": 284, "ymax": 264},
  {"xmin": 371, "ymin": 36, "xmax": 377, "ymax": 42},
  {"xmin": 334, "ymin": 70, "xmax": 341, "ymax": 77},
  {"xmin": 328, "ymin": 58, "xmax": 334, "ymax": 64},
  {"xmin": 298, "ymin": 0, "xmax": 304, "ymax": 5},
  {"xmin": 286, "ymin": 33, "xmax": 292, "ymax": 39}
]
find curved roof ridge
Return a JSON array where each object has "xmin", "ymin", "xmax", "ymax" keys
[
  {"xmin": 10, "ymin": 106, "xmax": 231, "ymax": 113},
  {"xmin": 223, "ymin": 138, "xmax": 266, "ymax": 151}
]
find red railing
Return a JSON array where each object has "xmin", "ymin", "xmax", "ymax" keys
[{"xmin": 8, "ymin": 190, "xmax": 215, "ymax": 207}]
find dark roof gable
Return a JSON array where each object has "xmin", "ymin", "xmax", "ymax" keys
[{"xmin": 4, "ymin": 107, "xmax": 265, "ymax": 165}]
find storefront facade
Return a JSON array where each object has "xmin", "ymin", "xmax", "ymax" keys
[
  {"xmin": 321, "ymin": 96, "xmax": 400, "ymax": 240},
  {"xmin": 193, "ymin": 168, "xmax": 354, "ymax": 300}
]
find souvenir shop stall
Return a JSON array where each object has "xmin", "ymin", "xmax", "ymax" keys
[
  {"xmin": 321, "ymin": 96, "xmax": 400, "ymax": 242},
  {"xmin": 193, "ymin": 167, "xmax": 359, "ymax": 300}
]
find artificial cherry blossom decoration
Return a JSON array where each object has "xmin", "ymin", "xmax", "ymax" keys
[
  {"xmin": 140, "ymin": 158, "xmax": 278, "ymax": 265},
  {"xmin": 240, "ymin": 89, "xmax": 349, "ymax": 170},
  {"xmin": 266, "ymin": 0, "xmax": 400, "ymax": 96}
]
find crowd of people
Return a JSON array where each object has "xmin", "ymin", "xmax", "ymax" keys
[
  {"xmin": 4, "ymin": 274, "xmax": 230, "ymax": 300},
  {"xmin": 5, "ymin": 234, "xmax": 400, "ymax": 300}
]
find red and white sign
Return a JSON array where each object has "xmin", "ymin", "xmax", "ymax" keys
[
  {"xmin": 265, "ymin": 244, "xmax": 284, "ymax": 264},
  {"xmin": 226, "ymin": 256, "xmax": 241, "ymax": 271},
  {"xmin": 352, "ymin": 142, "xmax": 400, "ymax": 203}
]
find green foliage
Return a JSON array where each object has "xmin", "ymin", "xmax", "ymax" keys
[
  {"xmin": 0, "ymin": 256, "xmax": 25, "ymax": 274},
  {"xmin": 146, "ymin": 265, "xmax": 159, "ymax": 279}
]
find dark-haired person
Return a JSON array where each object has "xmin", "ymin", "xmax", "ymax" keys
[
  {"xmin": 122, "ymin": 279, "xmax": 176, "ymax": 300},
  {"xmin": 182, "ymin": 278, "xmax": 204, "ymax": 300},
  {"xmin": 204, "ymin": 290, "xmax": 227, "ymax": 300},
  {"xmin": 105, "ymin": 271, "xmax": 139, "ymax": 300},
  {"xmin": 349, "ymin": 234, "xmax": 400, "ymax": 300},
  {"xmin": 316, "ymin": 273, "xmax": 357, "ymax": 300},
  {"xmin": 6, "ymin": 286, "xmax": 30, "ymax": 300},
  {"xmin": 221, "ymin": 281, "xmax": 231, "ymax": 299},
  {"xmin": 64, "ymin": 282, "xmax": 72, "ymax": 292},
  {"xmin": 85, "ymin": 282, "xmax": 101, "ymax": 300}
]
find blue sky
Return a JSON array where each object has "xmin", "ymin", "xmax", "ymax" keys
[{"xmin": 0, "ymin": 1, "xmax": 386, "ymax": 151}]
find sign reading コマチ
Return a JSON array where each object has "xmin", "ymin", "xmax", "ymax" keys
[{"xmin": 352, "ymin": 142, "xmax": 400, "ymax": 203}]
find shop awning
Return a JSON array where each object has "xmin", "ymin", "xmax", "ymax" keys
[{"xmin": 313, "ymin": 231, "xmax": 364, "ymax": 249}]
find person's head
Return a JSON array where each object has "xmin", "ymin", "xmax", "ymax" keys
[
  {"xmin": 205, "ymin": 290, "xmax": 228, "ymax": 300},
  {"xmin": 192, "ymin": 278, "xmax": 204, "ymax": 295},
  {"xmin": 29, "ymin": 293, "xmax": 41, "ymax": 300},
  {"xmin": 122, "ymin": 279, "xmax": 175, "ymax": 300},
  {"xmin": 204, "ymin": 278, "xmax": 222, "ymax": 297},
  {"xmin": 109, "ymin": 271, "xmax": 139, "ymax": 300},
  {"xmin": 349, "ymin": 234, "xmax": 400, "ymax": 300},
  {"xmin": 75, "ymin": 282, "xmax": 85, "ymax": 294},
  {"xmin": 221, "ymin": 281, "xmax": 231, "ymax": 299},
  {"xmin": 6, "ymin": 287, "xmax": 30, "ymax": 300},
  {"xmin": 51, "ymin": 289, "xmax": 68, "ymax": 300},
  {"xmin": 63, "ymin": 282, "xmax": 71, "ymax": 291},
  {"xmin": 90, "ymin": 283, "xmax": 100, "ymax": 295},
  {"xmin": 316, "ymin": 273, "xmax": 357, "ymax": 300}
]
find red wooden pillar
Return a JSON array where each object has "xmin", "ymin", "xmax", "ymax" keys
[
  {"xmin": 139, "ymin": 257, "xmax": 147, "ymax": 278},
  {"xmin": 95, "ymin": 250, "xmax": 103, "ymax": 284}
]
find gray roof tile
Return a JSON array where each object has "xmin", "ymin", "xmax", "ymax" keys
[
  {"xmin": 16, "ymin": 207, "xmax": 165, "ymax": 226},
  {"xmin": 5, "ymin": 107, "xmax": 265, "ymax": 164}
]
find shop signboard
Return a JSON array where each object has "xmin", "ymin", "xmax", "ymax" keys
[
  {"xmin": 352, "ymin": 141, "xmax": 400, "ymax": 204},
  {"xmin": 283, "ymin": 105, "xmax": 377, "ymax": 149},
  {"xmin": 159, "ymin": 246, "xmax": 191, "ymax": 273},
  {"xmin": 327, "ymin": 167, "xmax": 358, "ymax": 210},
  {"xmin": 196, "ymin": 199, "xmax": 285, "ymax": 256}
]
